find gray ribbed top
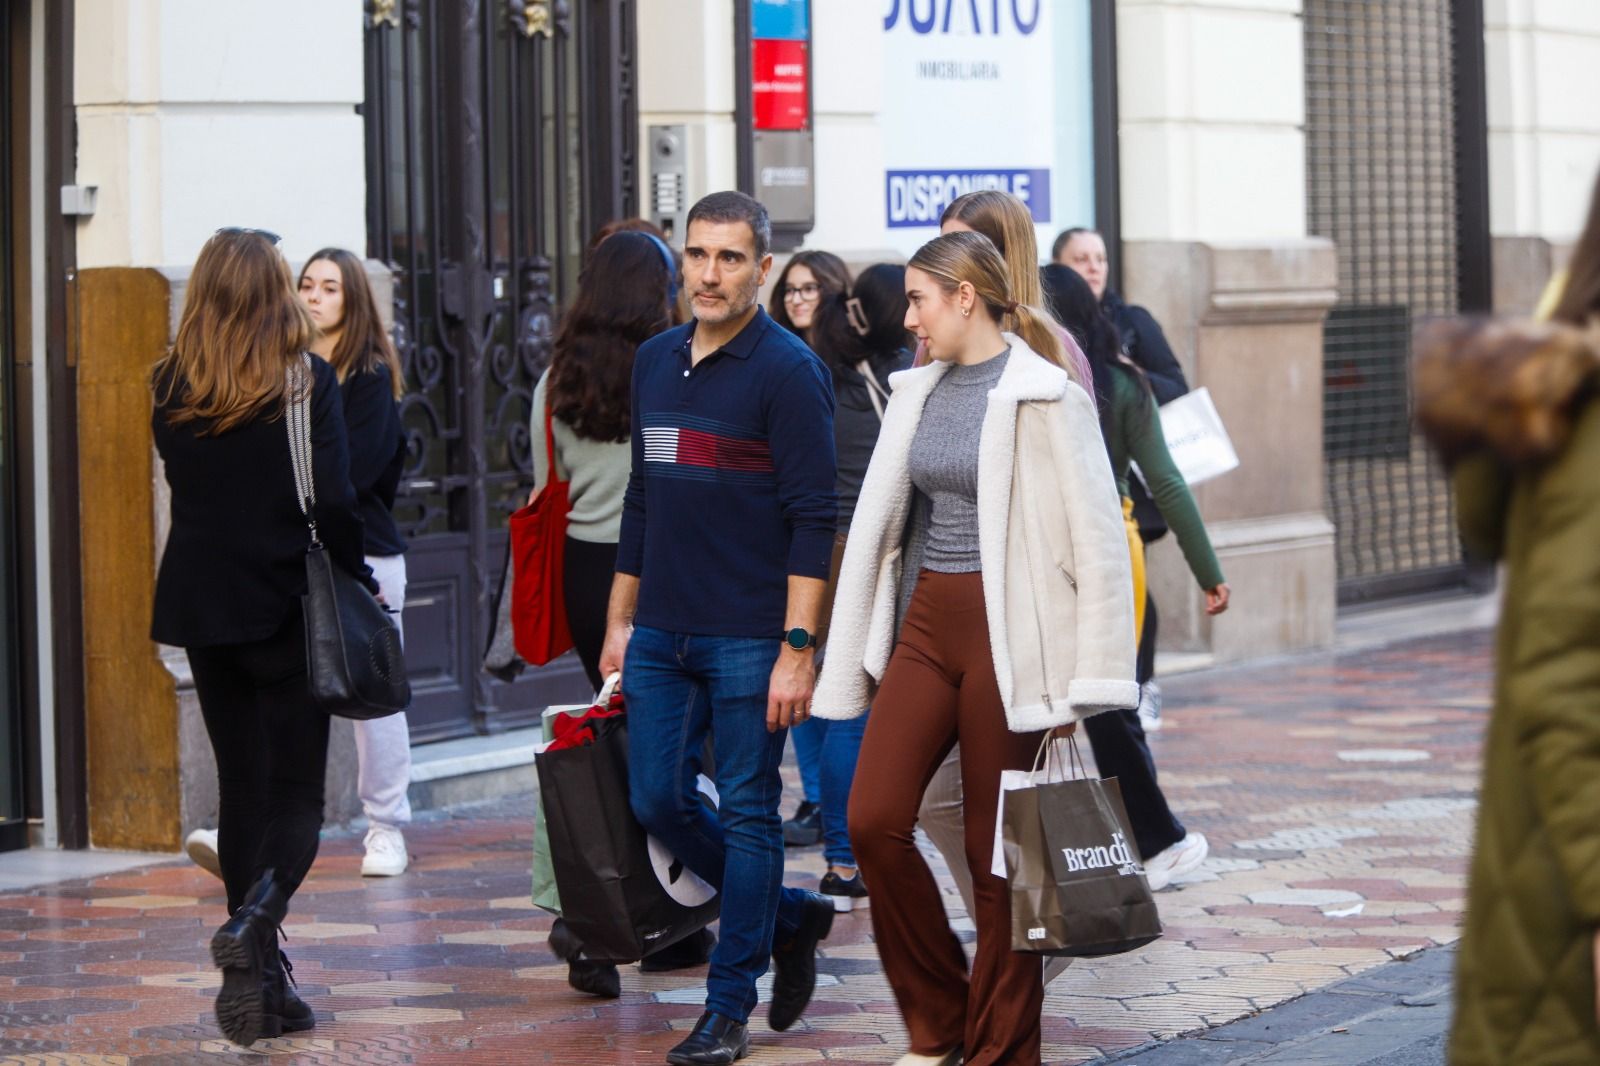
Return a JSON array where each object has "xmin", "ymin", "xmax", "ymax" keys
[{"xmin": 908, "ymin": 351, "xmax": 1009, "ymax": 573}]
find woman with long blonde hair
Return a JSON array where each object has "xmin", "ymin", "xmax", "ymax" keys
[
  {"xmin": 934, "ymin": 189, "xmax": 1094, "ymax": 388},
  {"xmin": 814, "ymin": 231, "xmax": 1136, "ymax": 1065},
  {"xmin": 151, "ymin": 229, "xmax": 373, "ymax": 1047}
]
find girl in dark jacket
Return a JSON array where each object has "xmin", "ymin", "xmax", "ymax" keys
[
  {"xmin": 151, "ymin": 228, "xmax": 373, "ymax": 1047},
  {"xmin": 297, "ymin": 248, "xmax": 411, "ymax": 878},
  {"xmin": 803, "ymin": 263, "xmax": 914, "ymax": 910}
]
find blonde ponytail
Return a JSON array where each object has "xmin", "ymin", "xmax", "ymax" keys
[
  {"xmin": 1008, "ymin": 303, "xmax": 1067, "ymax": 370},
  {"xmin": 909, "ymin": 231, "xmax": 1074, "ymax": 373}
]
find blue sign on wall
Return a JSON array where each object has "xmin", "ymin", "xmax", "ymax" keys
[
  {"xmin": 753, "ymin": 0, "xmax": 810, "ymax": 41},
  {"xmin": 886, "ymin": 168, "xmax": 1052, "ymax": 229}
]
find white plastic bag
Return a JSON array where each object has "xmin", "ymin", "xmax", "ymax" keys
[{"xmin": 1159, "ymin": 387, "xmax": 1239, "ymax": 486}]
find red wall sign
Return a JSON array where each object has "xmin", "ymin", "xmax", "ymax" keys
[{"xmin": 752, "ymin": 39, "xmax": 809, "ymax": 131}]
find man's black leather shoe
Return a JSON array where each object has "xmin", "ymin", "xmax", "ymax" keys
[
  {"xmin": 767, "ymin": 890, "xmax": 834, "ymax": 1032},
  {"xmin": 664, "ymin": 1011, "xmax": 749, "ymax": 1064}
]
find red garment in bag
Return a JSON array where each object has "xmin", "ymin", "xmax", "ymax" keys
[{"xmin": 510, "ymin": 404, "xmax": 574, "ymax": 665}]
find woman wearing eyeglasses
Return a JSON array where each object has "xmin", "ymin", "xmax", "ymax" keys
[
  {"xmin": 768, "ymin": 250, "xmax": 855, "ymax": 847},
  {"xmin": 151, "ymin": 228, "xmax": 374, "ymax": 1046},
  {"xmin": 770, "ymin": 250, "xmax": 852, "ymax": 347}
]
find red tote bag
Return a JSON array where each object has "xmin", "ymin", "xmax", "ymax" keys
[{"xmin": 509, "ymin": 404, "xmax": 574, "ymax": 665}]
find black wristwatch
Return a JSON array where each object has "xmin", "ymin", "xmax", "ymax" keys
[{"xmin": 783, "ymin": 627, "xmax": 817, "ymax": 651}]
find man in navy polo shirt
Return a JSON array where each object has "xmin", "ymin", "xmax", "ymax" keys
[{"xmin": 600, "ymin": 191, "xmax": 838, "ymax": 1065}]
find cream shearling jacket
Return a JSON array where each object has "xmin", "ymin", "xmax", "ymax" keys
[{"xmin": 812, "ymin": 336, "xmax": 1139, "ymax": 732}]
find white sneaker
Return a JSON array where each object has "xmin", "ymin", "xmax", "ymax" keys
[
  {"xmin": 1143, "ymin": 832, "xmax": 1208, "ymax": 892},
  {"xmin": 361, "ymin": 824, "xmax": 409, "ymax": 877},
  {"xmin": 184, "ymin": 828, "xmax": 223, "ymax": 881},
  {"xmin": 1136, "ymin": 681, "xmax": 1163, "ymax": 733},
  {"xmin": 894, "ymin": 1050, "xmax": 962, "ymax": 1066}
]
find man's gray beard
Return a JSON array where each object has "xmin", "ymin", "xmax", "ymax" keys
[{"xmin": 692, "ymin": 277, "xmax": 759, "ymax": 325}]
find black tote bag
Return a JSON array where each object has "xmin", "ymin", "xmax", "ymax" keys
[
  {"xmin": 286, "ymin": 356, "xmax": 410, "ymax": 719},
  {"xmin": 536, "ymin": 714, "xmax": 720, "ymax": 963},
  {"xmin": 1004, "ymin": 769, "xmax": 1163, "ymax": 958}
]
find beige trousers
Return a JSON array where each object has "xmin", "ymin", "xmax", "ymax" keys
[{"xmin": 919, "ymin": 746, "xmax": 1072, "ymax": 984}]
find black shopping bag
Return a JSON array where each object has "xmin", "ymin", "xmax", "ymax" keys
[
  {"xmin": 1004, "ymin": 773, "xmax": 1163, "ymax": 957},
  {"xmin": 536, "ymin": 714, "xmax": 720, "ymax": 962}
]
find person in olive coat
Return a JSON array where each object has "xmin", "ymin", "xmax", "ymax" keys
[{"xmin": 1416, "ymin": 177, "xmax": 1600, "ymax": 1063}]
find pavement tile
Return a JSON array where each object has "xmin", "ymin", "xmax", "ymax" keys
[{"xmin": 0, "ymin": 629, "xmax": 1492, "ymax": 1063}]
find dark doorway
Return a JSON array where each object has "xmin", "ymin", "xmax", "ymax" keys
[{"xmin": 362, "ymin": 0, "xmax": 639, "ymax": 739}]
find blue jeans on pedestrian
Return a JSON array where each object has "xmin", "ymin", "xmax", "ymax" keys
[
  {"xmin": 790, "ymin": 717, "xmax": 825, "ymax": 806},
  {"xmin": 625, "ymin": 625, "xmax": 809, "ymax": 1024},
  {"xmin": 818, "ymin": 711, "xmax": 867, "ymax": 869}
]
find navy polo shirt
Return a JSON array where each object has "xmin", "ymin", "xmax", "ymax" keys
[{"xmin": 617, "ymin": 305, "xmax": 837, "ymax": 638}]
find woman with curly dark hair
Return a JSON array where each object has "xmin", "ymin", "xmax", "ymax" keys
[{"xmin": 532, "ymin": 226, "xmax": 716, "ymax": 996}]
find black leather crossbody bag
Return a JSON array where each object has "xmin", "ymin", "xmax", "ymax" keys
[{"xmin": 286, "ymin": 356, "xmax": 411, "ymax": 719}]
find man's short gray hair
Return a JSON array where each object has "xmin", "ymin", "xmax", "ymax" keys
[{"xmin": 686, "ymin": 191, "xmax": 771, "ymax": 259}]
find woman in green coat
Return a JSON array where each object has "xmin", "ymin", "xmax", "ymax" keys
[
  {"xmin": 1417, "ymin": 182, "xmax": 1600, "ymax": 1063},
  {"xmin": 1042, "ymin": 264, "xmax": 1229, "ymax": 889}
]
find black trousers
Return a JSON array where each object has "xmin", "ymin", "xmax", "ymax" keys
[
  {"xmin": 187, "ymin": 612, "xmax": 329, "ymax": 914},
  {"xmin": 563, "ymin": 536, "xmax": 618, "ymax": 694},
  {"xmin": 1137, "ymin": 592, "xmax": 1158, "ymax": 686}
]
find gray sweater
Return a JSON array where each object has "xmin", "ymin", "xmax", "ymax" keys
[
  {"xmin": 907, "ymin": 351, "xmax": 1009, "ymax": 573},
  {"xmin": 530, "ymin": 370, "xmax": 632, "ymax": 543}
]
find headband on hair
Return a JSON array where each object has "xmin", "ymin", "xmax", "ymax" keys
[{"xmin": 640, "ymin": 232, "xmax": 681, "ymax": 304}]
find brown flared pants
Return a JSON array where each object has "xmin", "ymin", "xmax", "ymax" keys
[{"xmin": 848, "ymin": 570, "xmax": 1046, "ymax": 1066}]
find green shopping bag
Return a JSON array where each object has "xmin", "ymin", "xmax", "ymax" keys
[{"xmin": 531, "ymin": 699, "xmax": 597, "ymax": 911}]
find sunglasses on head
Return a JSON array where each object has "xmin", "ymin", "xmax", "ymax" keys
[{"xmin": 214, "ymin": 226, "xmax": 283, "ymax": 247}]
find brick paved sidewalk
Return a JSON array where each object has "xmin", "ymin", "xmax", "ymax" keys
[{"xmin": 0, "ymin": 629, "xmax": 1493, "ymax": 1065}]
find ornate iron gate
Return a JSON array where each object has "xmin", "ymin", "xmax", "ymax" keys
[
  {"xmin": 1305, "ymin": 0, "xmax": 1490, "ymax": 604},
  {"xmin": 363, "ymin": 0, "xmax": 637, "ymax": 739}
]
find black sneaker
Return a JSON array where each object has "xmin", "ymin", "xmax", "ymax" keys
[
  {"xmin": 768, "ymin": 890, "xmax": 834, "ymax": 1032},
  {"xmin": 819, "ymin": 870, "xmax": 869, "ymax": 913},
  {"xmin": 782, "ymin": 801, "xmax": 822, "ymax": 847}
]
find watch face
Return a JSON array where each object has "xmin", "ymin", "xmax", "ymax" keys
[{"xmin": 786, "ymin": 628, "xmax": 810, "ymax": 650}]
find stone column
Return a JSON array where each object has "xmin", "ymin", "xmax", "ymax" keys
[
  {"xmin": 1127, "ymin": 243, "xmax": 1339, "ymax": 661},
  {"xmin": 1116, "ymin": 0, "xmax": 1337, "ymax": 662},
  {"xmin": 72, "ymin": 0, "xmax": 368, "ymax": 849}
]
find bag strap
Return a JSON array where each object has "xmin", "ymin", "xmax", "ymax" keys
[
  {"xmin": 543, "ymin": 399, "xmax": 564, "ymax": 484},
  {"xmin": 856, "ymin": 360, "xmax": 889, "ymax": 423},
  {"xmin": 285, "ymin": 354, "xmax": 322, "ymax": 547}
]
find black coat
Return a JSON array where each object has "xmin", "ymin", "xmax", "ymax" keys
[
  {"xmin": 339, "ymin": 362, "xmax": 406, "ymax": 557},
  {"xmin": 833, "ymin": 346, "xmax": 914, "ymax": 532},
  {"xmin": 1103, "ymin": 290, "xmax": 1188, "ymax": 404},
  {"xmin": 151, "ymin": 356, "xmax": 372, "ymax": 648},
  {"xmin": 1103, "ymin": 290, "xmax": 1189, "ymax": 539}
]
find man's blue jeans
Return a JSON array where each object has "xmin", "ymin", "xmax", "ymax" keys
[{"xmin": 625, "ymin": 626, "xmax": 809, "ymax": 1024}]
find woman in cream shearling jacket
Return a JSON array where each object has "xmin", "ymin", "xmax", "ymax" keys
[
  {"xmin": 812, "ymin": 230, "xmax": 1137, "ymax": 1066},
  {"xmin": 811, "ymin": 335, "xmax": 1139, "ymax": 730}
]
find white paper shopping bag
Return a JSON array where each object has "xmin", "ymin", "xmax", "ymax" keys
[
  {"xmin": 991, "ymin": 737, "xmax": 1079, "ymax": 878},
  {"xmin": 1158, "ymin": 387, "xmax": 1240, "ymax": 486}
]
